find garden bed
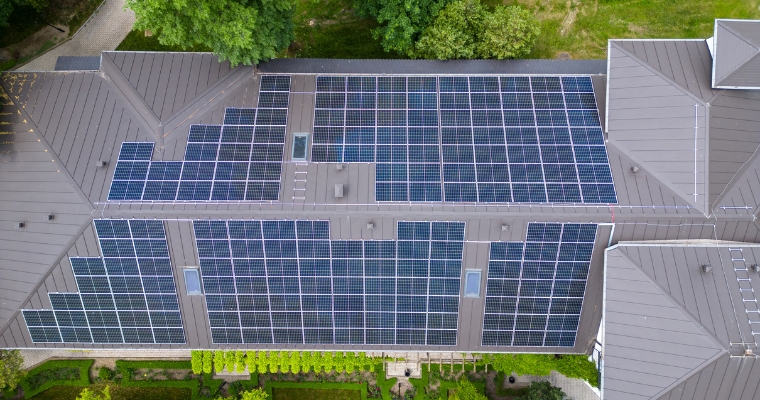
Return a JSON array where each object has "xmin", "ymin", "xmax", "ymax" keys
[{"xmin": 29, "ymin": 384, "xmax": 191, "ymax": 400}]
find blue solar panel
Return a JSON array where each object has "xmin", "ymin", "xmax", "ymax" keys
[
  {"xmin": 22, "ymin": 220, "xmax": 186, "ymax": 344},
  {"xmin": 107, "ymin": 76, "xmax": 290, "ymax": 202},
  {"xmin": 481, "ymin": 222, "xmax": 597, "ymax": 347},
  {"xmin": 193, "ymin": 219, "xmax": 464, "ymax": 345},
  {"xmin": 312, "ymin": 76, "xmax": 617, "ymax": 204}
]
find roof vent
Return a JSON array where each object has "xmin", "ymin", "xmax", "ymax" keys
[
  {"xmin": 366, "ymin": 222, "xmax": 374, "ymax": 230},
  {"xmin": 16, "ymin": 222, "xmax": 25, "ymax": 229},
  {"xmin": 501, "ymin": 224, "xmax": 510, "ymax": 232},
  {"xmin": 752, "ymin": 264, "xmax": 760, "ymax": 273},
  {"xmin": 701, "ymin": 264, "xmax": 712, "ymax": 273},
  {"xmin": 96, "ymin": 160, "xmax": 108, "ymax": 167},
  {"xmin": 336, "ymin": 164, "xmax": 343, "ymax": 170},
  {"xmin": 46, "ymin": 214, "xmax": 54, "ymax": 221},
  {"xmin": 334, "ymin": 183, "xmax": 344, "ymax": 198},
  {"xmin": 631, "ymin": 165, "xmax": 640, "ymax": 173},
  {"xmin": 746, "ymin": 348, "xmax": 754, "ymax": 356}
]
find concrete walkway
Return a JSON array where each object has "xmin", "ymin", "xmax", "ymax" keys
[{"xmin": 17, "ymin": 0, "xmax": 135, "ymax": 71}]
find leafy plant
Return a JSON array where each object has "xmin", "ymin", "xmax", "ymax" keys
[
  {"xmin": 240, "ymin": 388, "xmax": 268, "ymax": 400},
  {"xmin": 235, "ymin": 351, "xmax": 246, "ymax": 373},
  {"xmin": 480, "ymin": 354, "xmax": 598, "ymax": 387},
  {"xmin": 125, "ymin": 0, "xmax": 295, "ymax": 66},
  {"xmin": 214, "ymin": 351, "xmax": 226, "ymax": 374},
  {"xmin": 225, "ymin": 351, "xmax": 236, "ymax": 373},
  {"xmin": 0, "ymin": 349, "xmax": 24, "ymax": 391},
  {"xmin": 98, "ymin": 367, "xmax": 114, "ymax": 381},
  {"xmin": 203, "ymin": 351, "xmax": 213, "ymax": 374},
  {"xmin": 191, "ymin": 351, "xmax": 203, "ymax": 375},
  {"xmin": 76, "ymin": 385, "xmax": 110, "ymax": 400}
]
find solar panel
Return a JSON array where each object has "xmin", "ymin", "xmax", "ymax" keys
[
  {"xmin": 22, "ymin": 220, "xmax": 186, "ymax": 344},
  {"xmin": 193, "ymin": 219, "xmax": 464, "ymax": 345},
  {"xmin": 312, "ymin": 76, "xmax": 616, "ymax": 204},
  {"xmin": 107, "ymin": 75, "xmax": 290, "ymax": 202},
  {"xmin": 481, "ymin": 222, "xmax": 597, "ymax": 347}
]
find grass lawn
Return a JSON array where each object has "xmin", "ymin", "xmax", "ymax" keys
[
  {"xmin": 272, "ymin": 387, "xmax": 361, "ymax": 400},
  {"xmin": 487, "ymin": 0, "xmax": 760, "ymax": 59},
  {"xmin": 30, "ymin": 384, "xmax": 191, "ymax": 400}
]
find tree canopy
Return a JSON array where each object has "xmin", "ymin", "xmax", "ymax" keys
[
  {"xmin": 413, "ymin": 0, "xmax": 539, "ymax": 60},
  {"xmin": 0, "ymin": 0, "xmax": 47, "ymax": 28},
  {"xmin": 353, "ymin": 0, "xmax": 452, "ymax": 56},
  {"xmin": 0, "ymin": 349, "xmax": 24, "ymax": 391},
  {"xmin": 125, "ymin": 0, "xmax": 295, "ymax": 66}
]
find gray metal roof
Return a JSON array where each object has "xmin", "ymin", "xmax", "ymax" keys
[
  {"xmin": 54, "ymin": 56, "xmax": 101, "ymax": 71},
  {"xmin": 607, "ymin": 39, "xmax": 760, "ymax": 217},
  {"xmin": 603, "ymin": 242, "xmax": 760, "ymax": 399},
  {"xmin": 713, "ymin": 20, "xmax": 760, "ymax": 89},
  {"xmin": 0, "ymin": 48, "xmax": 759, "ymax": 387}
]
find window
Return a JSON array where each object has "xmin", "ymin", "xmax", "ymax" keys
[
  {"xmin": 464, "ymin": 270, "xmax": 481, "ymax": 297},
  {"xmin": 184, "ymin": 268, "xmax": 202, "ymax": 295},
  {"xmin": 292, "ymin": 133, "xmax": 309, "ymax": 161}
]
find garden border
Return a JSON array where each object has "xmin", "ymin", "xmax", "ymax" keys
[
  {"xmin": 14, "ymin": 359, "xmax": 93, "ymax": 399},
  {"xmin": 115, "ymin": 360, "xmax": 224, "ymax": 400},
  {"xmin": 264, "ymin": 381, "xmax": 367, "ymax": 400}
]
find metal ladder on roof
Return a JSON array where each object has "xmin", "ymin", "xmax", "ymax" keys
[
  {"xmin": 292, "ymin": 162, "xmax": 308, "ymax": 202},
  {"xmin": 729, "ymin": 248, "xmax": 760, "ymax": 345}
]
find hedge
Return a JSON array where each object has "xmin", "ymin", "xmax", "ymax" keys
[
  {"xmin": 115, "ymin": 360, "xmax": 224, "ymax": 400},
  {"xmin": 478, "ymin": 354, "xmax": 599, "ymax": 387},
  {"xmin": 18, "ymin": 359, "xmax": 93, "ymax": 399},
  {"xmin": 264, "ymin": 381, "xmax": 367, "ymax": 399}
]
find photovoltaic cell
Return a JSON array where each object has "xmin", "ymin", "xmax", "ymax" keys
[
  {"xmin": 193, "ymin": 219, "xmax": 464, "ymax": 345},
  {"xmin": 312, "ymin": 76, "xmax": 616, "ymax": 204},
  {"xmin": 481, "ymin": 222, "xmax": 597, "ymax": 347},
  {"xmin": 107, "ymin": 75, "xmax": 290, "ymax": 202},
  {"xmin": 22, "ymin": 220, "xmax": 186, "ymax": 344}
]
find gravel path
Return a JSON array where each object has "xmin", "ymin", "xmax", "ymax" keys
[{"xmin": 17, "ymin": 0, "xmax": 135, "ymax": 71}]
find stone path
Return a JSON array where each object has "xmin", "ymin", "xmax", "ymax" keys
[
  {"xmin": 19, "ymin": 349, "xmax": 190, "ymax": 369},
  {"xmin": 17, "ymin": 0, "xmax": 136, "ymax": 71}
]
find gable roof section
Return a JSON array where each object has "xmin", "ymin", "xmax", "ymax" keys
[
  {"xmin": 602, "ymin": 248, "xmax": 725, "ymax": 399},
  {"xmin": 0, "ymin": 78, "xmax": 94, "ymax": 333},
  {"xmin": 603, "ymin": 242, "xmax": 760, "ymax": 399},
  {"xmin": 608, "ymin": 39, "xmax": 760, "ymax": 216},
  {"xmin": 713, "ymin": 20, "xmax": 760, "ymax": 89},
  {"xmin": 101, "ymin": 52, "xmax": 233, "ymax": 122},
  {"xmin": 606, "ymin": 41, "xmax": 709, "ymax": 214}
]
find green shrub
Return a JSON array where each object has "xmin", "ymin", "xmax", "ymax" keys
[
  {"xmin": 202, "ymin": 351, "xmax": 213, "ymax": 374},
  {"xmin": 76, "ymin": 385, "xmax": 111, "ymax": 400},
  {"xmin": 480, "ymin": 354, "xmax": 598, "ymax": 387},
  {"xmin": 214, "ymin": 351, "xmax": 225, "ymax": 374},
  {"xmin": 224, "ymin": 351, "xmax": 236, "ymax": 373},
  {"xmin": 235, "ymin": 351, "xmax": 246, "ymax": 373},
  {"xmin": 18, "ymin": 359, "xmax": 92, "ymax": 399},
  {"xmin": 0, "ymin": 349, "xmax": 24, "ymax": 392},
  {"xmin": 191, "ymin": 351, "xmax": 203, "ymax": 375},
  {"xmin": 518, "ymin": 381, "xmax": 565, "ymax": 400},
  {"xmin": 97, "ymin": 367, "xmax": 114, "ymax": 381}
]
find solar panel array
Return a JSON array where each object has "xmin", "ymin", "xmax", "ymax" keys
[
  {"xmin": 482, "ymin": 222, "xmax": 597, "ymax": 347},
  {"xmin": 193, "ymin": 220, "xmax": 464, "ymax": 345},
  {"xmin": 311, "ymin": 76, "xmax": 616, "ymax": 204},
  {"xmin": 107, "ymin": 75, "xmax": 290, "ymax": 202},
  {"xmin": 22, "ymin": 220, "xmax": 186, "ymax": 343}
]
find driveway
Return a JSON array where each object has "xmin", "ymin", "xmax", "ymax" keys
[{"xmin": 17, "ymin": 0, "xmax": 135, "ymax": 71}]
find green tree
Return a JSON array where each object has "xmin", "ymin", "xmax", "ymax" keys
[
  {"xmin": 0, "ymin": 349, "xmax": 24, "ymax": 391},
  {"xmin": 76, "ymin": 386, "xmax": 111, "ymax": 400},
  {"xmin": 225, "ymin": 351, "xmax": 236, "ymax": 372},
  {"xmin": 354, "ymin": 0, "xmax": 453, "ymax": 55},
  {"xmin": 477, "ymin": 5, "xmax": 539, "ymax": 59},
  {"xmin": 125, "ymin": 0, "xmax": 295, "ymax": 66},
  {"xmin": 412, "ymin": 0, "xmax": 485, "ymax": 60},
  {"xmin": 268, "ymin": 351, "xmax": 278, "ymax": 374},
  {"xmin": 203, "ymin": 350, "xmax": 213, "ymax": 374},
  {"xmin": 256, "ymin": 351, "xmax": 268, "ymax": 375},
  {"xmin": 280, "ymin": 352, "xmax": 291, "ymax": 373},
  {"xmin": 290, "ymin": 351, "xmax": 301, "ymax": 374},
  {"xmin": 450, "ymin": 379, "xmax": 486, "ymax": 400},
  {"xmin": 0, "ymin": 0, "xmax": 47, "ymax": 28},
  {"xmin": 519, "ymin": 381, "xmax": 566, "ymax": 400}
]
